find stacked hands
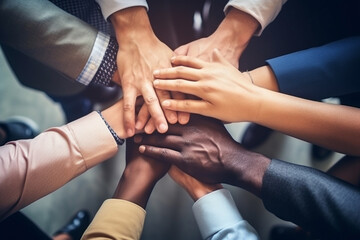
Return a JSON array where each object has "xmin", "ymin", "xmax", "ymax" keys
[
  {"xmin": 110, "ymin": 8, "xmax": 360, "ymax": 205},
  {"xmin": 108, "ymin": 6, "xmax": 269, "ymax": 200}
]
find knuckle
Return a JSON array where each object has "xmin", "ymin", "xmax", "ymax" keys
[
  {"xmin": 123, "ymin": 103, "xmax": 134, "ymax": 112},
  {"xmin": 175, "ymin": 80, "xmax": 182, "ymax": 88},
  {"xmin": 145, "ymin": 95, "xmax": 158, "ymax": 105},
  {"xmin": 160, "ymin": 149, "xmax": 168, "ymax": 161}
]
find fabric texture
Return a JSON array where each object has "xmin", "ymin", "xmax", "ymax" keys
[
  {"xmin": 95, "ymin": 0, "xmax": 149, "ymax": 20},
  {"xmin": 0, "ymin": 112, "xmax": 117, "ymax": 221},
  {"xmin": 193, "ymin": 189, "xmax": 259, "ymax": 240},
  {"xmin": 81, "ymin": 199, "xmax": 146, "ymax": 240},
  {"xmin": 267, "ymin": 36, "xmax": 360, "ymax": 101},
  {"xmin": 225, "ymin": 0, "xmax": 288, "ymax": 35},
  {"xmin": 262, "ymin": 159, "xmax": 360, "ymax": 239}
]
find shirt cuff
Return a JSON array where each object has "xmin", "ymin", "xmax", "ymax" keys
[
  {"xmin": 67, "ymin": 112, "xmax": 118, "ymax": 169},
  {"xmin": 76, "ymin": 32, "xmax": 110, "ymax": 85},
  {"xmin": 224, "ymin": 0, "xmax": 287, "ymax": 36},
  {"xmin": 82, "ymin": 199, "xmax": 146, "ymax": 240},
  {"xmin": 96, "ymin": 110, "xmax": 124, "ymax": 146},
  {"xmin": 91, "ymin": 37, "xmax": 118, "ymax": 86},
  {"xmin": 192, "ymin": 189, "xmax": 243, "ymax": 239},
  {"xmin": 95, "ymin": 0, "xmax": 149, "ymax": 20}
]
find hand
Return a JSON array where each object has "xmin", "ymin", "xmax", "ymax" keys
[
  {"xmin": 136, "ymin": 114, "xmax": 270, "ymax": 197},
  {"xmin": 153, "ymin": 49, "xmax": 263, "ymax": 123},
  {"xmin": 169, "ymin": 166, "xmax": 222, "ymax": 201},
  {"xmin": 175, "ymin": 7, "xmax": 259, "ymax": 67},
  {"xmin": 110, "ymin": 7, "xmax": 180, "ymax": 136},
  {"xmin": 113, "ymin": 138, "xmax": 170, "ymax": 208}
]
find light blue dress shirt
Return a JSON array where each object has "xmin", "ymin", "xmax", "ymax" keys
[{"xmin": 192, "ymin": 189, "xmax": 259, "ymax": 240}]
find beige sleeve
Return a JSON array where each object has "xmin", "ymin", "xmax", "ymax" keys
[
  {"xmin": 0, "ymin": 112, "xmax": 118, "ymax": 220},
  {"xmin": 82, "ymin": 199, "xmax": 146, "ymax": 240}
]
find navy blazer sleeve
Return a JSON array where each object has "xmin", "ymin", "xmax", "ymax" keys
[
  {"xmin": 266, "ymin": 37, "xmax": 360, "ymax": 101},
  {"xmin": 262, "ymin": 159, "xmax": 360, "ymax": 239}
]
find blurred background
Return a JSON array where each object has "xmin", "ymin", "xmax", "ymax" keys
[{"xmin": 1, "ymin": 0, "xmax": 358, "ymax": 239}]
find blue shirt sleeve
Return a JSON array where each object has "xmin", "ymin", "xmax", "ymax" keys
[
  {"xmin": 76, "ymin": 32, "xmax": 110, "ymax": 85},
  {"xmin": 192, "ymin": 189, "xmax": 259, "ymax": 240},
  {"xmin": 266, "ymin": 37, "xmax": 360, "ymax": 101}
]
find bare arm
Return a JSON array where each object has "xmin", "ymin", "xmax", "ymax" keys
[{"xmin": 152, "ymin": 50, "xmax": 360, "ymax": 156}]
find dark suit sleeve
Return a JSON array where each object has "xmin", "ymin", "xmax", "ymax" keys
[
  {"xmin": 266, "ymin": 37, "xmax": 360, "ymax": 101},
  {"xmin": 0, "ymin": 0, "xmax": 98, "ymax": 81},
  {"xmin": 262, "ymin": 159, "xmax": 360, "ymax": 239}
]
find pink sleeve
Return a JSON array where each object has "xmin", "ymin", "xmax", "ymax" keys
[{"xmin": 0, "ymin": 112, "xmax": 118, "ymax": 220}]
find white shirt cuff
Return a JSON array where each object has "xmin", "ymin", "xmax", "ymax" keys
[
  {"xmin": 192, "ymin": 189, "xmax": 243, "ymax": 239},
  {"xmin": 76, "ymin": 32, "xmax": 109, "ymax": 85},
  {"xmin": 224, "ymin": 0, "xmax": 288, "ymax": 36},
  {"xmin": 95, "ymin": 0, "xmax": 149, "ymax": 20}
]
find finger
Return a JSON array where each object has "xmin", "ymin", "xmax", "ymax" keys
[
  {"xmin": 161, "ymin": 99, "xmax": 210, "ymax": 116},
  {"xmin": 135, "ymin": 104, "xmax": 150, "ymax": 131},
  {"xmin": 171, "ymin": 55, "xmax": 205, "ymax": 69},
  {"xmin": 123, "ymin": 87, "xmax": 137, "ymax": 137},
  {"xmin": 141, "ymin": 84, "xmax": 168, "ymax": 133},
  {"xmin": 174, "ymin": 44, "xmax": 189, "ymax": 56},
  {"xmin": 153, "ymin": 66, "xmax": 201, "ymax": 81},
  {"xmin": 141, "ymin": 134, "xmax": 184, "ymax": 152},
  {"xmin": 139, "ymin": 145, "xmax": 183, "ymax": 165},
  {"xmin": 144, "ymin": 118, "xmax": 156, "ymax": 134},
  {"xmin": 171, "ymin": 91, "xmax": 191, "ymax": 125},
  {"xmin": 156, "ymin": 89, "xmax": 178, "ymax": 124},
  {"xmin": 153, "ymin": 79, "xmax": 202, "ymax": 98}
]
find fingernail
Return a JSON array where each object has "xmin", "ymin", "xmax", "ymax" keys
[
  {"xmin": 153, "ymin": 70, "xmax": 160, "ymax": 76},
  {"xmin": 134, "ymin": 135, "xmax": 142, "ymax": 143},
  {"xmin": 162, "ymin": 100, "xmax": 170, "ymax": 107},
  {"xmin": 171, "ymin": 56, "xmax": 176, "ymax": 62},
  {"xmin": 159, "ymin": 123, "xmax": 168, "ymax": 133},
  {"xmin": 127, "ymin": 128, "xmax": 134, "ymax": 137},
  {"xmin": 135, "ymin": 121, "xmax": 142, "ymax": 130},
  {"xmin": 153, "ymin": 80, "xmax": 159, "ymax": 86},
  {"xmin": 139, "ymin": 145, "xmax": 145, "ymax": 153}
]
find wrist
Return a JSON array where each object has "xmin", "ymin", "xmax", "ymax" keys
[
  {"xmin": 250, "ymin": 66, "xmax": 279, "ymax": 92},
  {"xmin": 216, "ymin": 7, "xmax": 259, "ymax": 50},
  {"xmin": 190, "ymin": 184, "xmax": 223, "ymax": 201},
  {"xmin": 231, "ymin": 149, "xmax": 271, "ymax": 197},
  {"xmin": 110, "ymin": 7, "xmax": 154, "ymax": 42},
  {"xmin": 113, "ymin": 168, "xmax": 156, "ymax": 209},
  {"xmin": 101, "ymin": 100, "xmax": 126, "ymax": 139}
]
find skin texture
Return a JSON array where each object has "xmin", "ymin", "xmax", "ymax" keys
[
  {"xmin": 169, "ymin": 166, "xmax": 222, "ymax": 201},
  {"xmin": 136, "ymin": 115, "xmax": 271, "ymax": 197},
  {"xmin": 113, "ymin": 138, "xmax": 170, "ymax": 209},
  {"xmin": 110, "ymin": 7, "xmax": 187, "ymax": 137},
  {"xmin": 175, "ymin": 7, "xmax": 259, "ymax": 68},
  {"xmin": 152, "ymin": 50, "xmax": 360, "ymax": 156}
]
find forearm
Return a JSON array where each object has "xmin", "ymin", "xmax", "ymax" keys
[
  {"xmin": 0, "ymin": 113, "xmax": 117, "ymax": 220},
  {"xmin": 110, "ymin": 7, "xmax": 155, "ymax": 44},
  {"xmin": 253, "ymin": 89, "xmax": 360, "ymax": 155},
  {"xmin": 231, "ymin": 147, "xmax": 271, "ymax": 198},
  {"xmin": 225, "ymin": 0, "xmax": 287, "ymax": 36},
  {"xmin": 113, "ymin": 170, "xmax": 155, "ymax": 209},
  {"xmin": 211, "ymin": 7, "xmax": 259, "ymax": 62}
]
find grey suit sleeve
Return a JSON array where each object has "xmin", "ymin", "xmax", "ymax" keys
[
  {"xmin": 0, "ymin": 0, "xmax": 98, "ymax": 81},
  {"xmin": 266, "ymin": 37, "xmax": 360, "ymax": 101},
  {"xmin": 262, "ymin": 159, "xmax": 360, "ymax": 239}
]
